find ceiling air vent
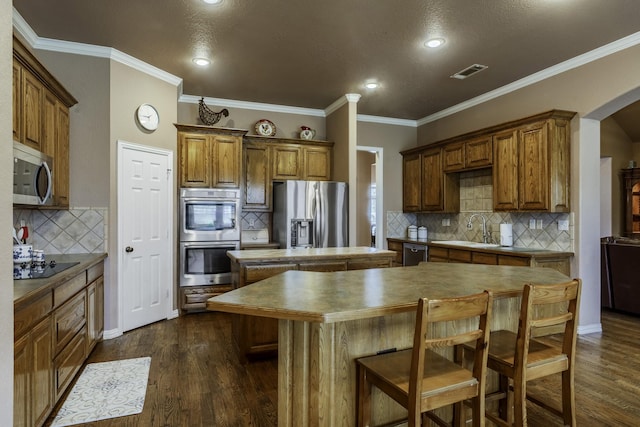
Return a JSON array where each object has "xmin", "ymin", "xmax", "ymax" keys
[{"xmin": 450, "ymin": 64, "xmax": 488, "ymax": 80}]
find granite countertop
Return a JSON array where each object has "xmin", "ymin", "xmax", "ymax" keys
[
  {"xmin": 14, "ymin": 253, "xmax": 108, "ymax": 304},
  {"xmin": 227, "ymin": 246, "xmax": 396, "ymax": 263},
  {"xmin": 387, "ymin": 237, "xmax": 573, "ymax": 257},
  {"xmin": 207, "ymin": 262, "xmax": 570, "ymax": 323}
]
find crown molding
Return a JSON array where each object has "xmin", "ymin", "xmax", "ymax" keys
[
  {"xmin": 179, "ymin": 94, "xmax": 325, "ymax": 117},
  {"xmin": 417, "ymin": 30, "xmax": 640, "ymax": 126},
  {"xmin": 13, "ymin": 7, "xmax": 181, "ymax": 87},
  {"xmin": 356, "ymin": 114, "xmax": 417, "ymax": 127}
]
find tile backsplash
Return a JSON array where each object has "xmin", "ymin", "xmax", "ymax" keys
[{"xmin": 13, "ymin": 208, "xmax": 107, "ymax": 254}]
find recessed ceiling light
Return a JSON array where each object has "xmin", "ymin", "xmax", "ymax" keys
[
  {"xmin": 203, "ymin": 0, "xmax": 222, "ymax": 4},
  {"xmin": 425, "ymin": 38, "xmax": 445, "ymax": 48},
  {"xmin": 365, "ymin": 81, "xmax": 379, "ymax": 89},
  {"xmin": 192, "ymin": 57, "xmax": 211, "ymax": 66}
]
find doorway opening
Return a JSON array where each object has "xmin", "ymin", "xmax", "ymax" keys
[{"xmin": 356, "ymin": 146, "xmax": 383, "ymax": 248}]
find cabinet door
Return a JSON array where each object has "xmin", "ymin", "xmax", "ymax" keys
[
  {"xmin": 22, "ymin": 71, "xmax": 44, "ymax": 151},
  {"xmin": 518, "ymin": 121, "xmax": 549, "ymax": 210},
  {"xmin": 272, "ymin": 144, "xmax": 302, "ymax": 180},
  {"xmin": 13, "ymin": 59, "xmax": 22, "ymax": 143},
  {"xmin": 54, "ymin": 104, "xmax": 70, "ymax": 207},
  {"xmin": 402, "ymin": 153, "xmax": 421, "ymax": 212},
  {"xmin": 243, "ymin": 142, "xmax": 271, "ymax": 211},
  {"xmin": 443, "ymin": 142, "xmax": 465, "ymax": 172},
  {"xmin": 465, "ymin": 136, "xmax": 493, "ymax": 168},
  {"xmin": 42, "ymin": 91, "xmax": 57, "ymax": 158},
  {"xmin": 86, "ymin": 276, "xmax": 104, "ymax": 354},
  {"xmin": 493, "ymin": 129, "xmax": 519, "ymax": 210},
  {"xmin": 421, "ymin": 148, "xmax": 443, "ymax": 211},
  {"xmin": 212, "ymin": 135, "xmax": 241, "ymax": 188},
  {"xmin": 31, "ymin": 317, "xmax": 53, "ymax": 427},
  {"xmin": 179, "ymin": 133, "xmax": 211, "ymax": 187},
  {"xmin": 303, "ymin": 146, "xmax": 332, "ymax": 180},
  {"xmin": 14, "ymin": 334, "xmax": 30, "ymax": 427}
]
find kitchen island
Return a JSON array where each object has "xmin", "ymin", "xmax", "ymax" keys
[
  {"xmin": 207, "ymin": 262, "xmax": 571, "ymax": 426},
  {"xmin": 225, "ymin": 246, "xmax": 396, "ymax": 358}
]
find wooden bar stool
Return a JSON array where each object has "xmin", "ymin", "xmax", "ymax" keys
[
  {"xmin": 355, "ymin": 291, "xmax": 493, "ymax": 427},
  {"xmin": 463, "ymin": 279, "xmax": 581, "ymax": 427}
]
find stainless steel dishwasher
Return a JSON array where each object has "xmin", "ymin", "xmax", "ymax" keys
[{"xmin": 403, "ymin": 242, "xmax": 428, "ymax": 266}]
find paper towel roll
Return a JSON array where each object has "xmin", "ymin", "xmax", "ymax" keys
[{"xmin": 500, "ymin": 223, "xmax": 513, "ymax": 247}]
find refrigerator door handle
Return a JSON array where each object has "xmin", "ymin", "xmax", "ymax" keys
[{"xmin": 314, "ymin": 186, "xmax": 322, "ymax": 247}]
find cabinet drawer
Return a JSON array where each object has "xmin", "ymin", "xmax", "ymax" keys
[
  {"xmin": 182, "ymin": 285, "xmax": 233, "ymax": 311},
  {"xmin": 244, "ymin": 263, "xmax": 296, "ymax": 284},
  {"xmin": 53, "ymin": 272, "xmax": 86, "ymax": 308},
  {"xmin": 53, "ymin": 291, "xmax": 86, "ymax": 355},
  {"xmin": 299, "ymin": 261, "xmax": 347, "ymax": 272},
  {"xmin": 472, "ymin": 252, "xmax": 498, "ymax": 265},
  {"xmin": 449, "ymin": 249, "xmax": 472, "ymax": 263},
  {"xmin": 347, "ymin": 258, "xmax": 392, "ymax": 270},
  {"xmin": 428, "ymin": 247, "xmax": 449, "ymax": 261},
  {"xmin": 54, "ymin": 326, "xmax": 86, "ymax": 400},
  {"xmin": 15, "ymin": 291, "xmax": 52, "ymax": 339},
  {"xmin": 498, "ymin": 255, "xmax": 530, "ymax": 267},
  {"xmin": 87, "ymin": 263, "xmax": 104, "ymax": 284}
]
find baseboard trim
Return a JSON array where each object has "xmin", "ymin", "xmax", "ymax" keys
[
  {"xmin": 103, "ymin": 328, "xmax": 123, "ymax": 340},
  {"xmin": 578, "ymin": 323, "xmax": 602, "ymax": 335}
]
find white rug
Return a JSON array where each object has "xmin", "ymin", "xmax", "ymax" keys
[{"xmin": 51, "ymin": 357, "xmax": 151, "ymax": 427}]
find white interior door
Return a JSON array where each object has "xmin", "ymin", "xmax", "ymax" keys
[{"xmin": 118, "ymin": 141, "xmax": 173, "ymax": 332}]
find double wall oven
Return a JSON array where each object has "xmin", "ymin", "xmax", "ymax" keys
[{"xmin": 179, "ymin": 188, "xmax": 240, "ymax": 287}]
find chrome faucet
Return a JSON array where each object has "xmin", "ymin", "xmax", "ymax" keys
[{"xmin": 467, "ymin": 214, "xmax": 490, "ymax": 244}]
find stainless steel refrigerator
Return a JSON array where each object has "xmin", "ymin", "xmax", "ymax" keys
[{"xmin": 272, "ymin": 180, "xmax": 348, "ymax": 248}]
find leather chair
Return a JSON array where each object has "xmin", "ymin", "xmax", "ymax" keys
[
  {"xmin": 355, "ymin": 291, "xmax": 493, "ymax": 427},
  {"xmin": 463, "ymin": 279, "xmax": 581, "ymax": 427}
]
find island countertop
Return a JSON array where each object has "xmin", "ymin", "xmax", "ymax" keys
[
  {"xmin": 207, "ymin": 262, "xmax": 570, "ymax": 323},
  {"xmin": 226, "ymin": 246, "xmax": 396, "ymax": 263}
]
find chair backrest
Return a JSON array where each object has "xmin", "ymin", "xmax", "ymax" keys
[
  {"xmin": 514, "ymin": 279, "xmax": 582, "ymax": 375},
  {"xmin": 409, "ymin": 291, "xmax": 493, "ymax": 412}
]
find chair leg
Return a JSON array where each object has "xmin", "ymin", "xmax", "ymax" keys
[
  {"xmin": 356, "ymin": 365, "xmax": 372, "ymax": 427},
  {"xmin": 512, "ymin": 375, "xmax": 527, "ymax": 427},
  {"xmin": 561, "ymin": 370, "xmax": 576, "ymax": 427},
  {"xmin": 497, "ymin": 374, "xmax": 510, "ymax": 422}
]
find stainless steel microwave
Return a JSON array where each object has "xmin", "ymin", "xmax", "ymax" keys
[{"xmin": 13, "ymin": 141, "xmax": 54, "ymax": 206}]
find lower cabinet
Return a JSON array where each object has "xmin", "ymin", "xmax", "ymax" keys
[
  {"xmin": 14, "ymin": 259, "xmax": 105, "ymax": 427},
  {"xmin": 180, "ymin": 284, "xmax": 233, "ymax": 312},
  {"xmin": 427, "ymin": 244, "xmax": 571, "ymax": 275}
]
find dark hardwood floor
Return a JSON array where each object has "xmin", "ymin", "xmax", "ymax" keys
[{"xmin": 46, "ymin": 309, "xmax": 640, "ymax": 427}]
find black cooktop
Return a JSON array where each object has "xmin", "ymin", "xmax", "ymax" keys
[{"xmin": 13, "ymin": 260, "xmax": 80, "ymax": 280}]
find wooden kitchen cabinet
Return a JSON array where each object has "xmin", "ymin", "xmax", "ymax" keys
[
  {"xmin": 443, "ymin": 136, "xmax": 493, "ymax": 172},
  {"xmin": 402, "ymin": 147, "xmax": 459, "ymax": 213},
  {"xmin": 402, "ymin": 153, "xmax": 421, "ymax": 212},
  {"xmin": 493, "ymin": 114, "xmax": 573, "ymax": 212},
  {"xmin": 14, "ymin": 315, "xmax": 53, "ymax": 427},
  {"xmin": 14, "ymin": 257, "xmax": 106, "ymax": 427},
  {"xmin": 13, "ymin": 36, "xmax": 76, "ymax": 208},
  {"xmin": 242, "ymin": 136, "xmax": 334, "ymax": 211},
  {"xmin": 402, "ymin": 110, "xmax": 574, "ymax": 214},
  {"xmin": 176, "ymin": 124, "xmax": 246, "ymax": 188},
  {"xmin": 427, "ymin": 243, "xmax": 572, "ymax": 275},
  {"xmin": 243, "ymin": 141, "xmax": 271, "ymax": 211}
]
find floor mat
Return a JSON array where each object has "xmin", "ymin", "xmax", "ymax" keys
[{"xmin": 50, "ymin": 357, "xmax": 151, "ymax": 427}]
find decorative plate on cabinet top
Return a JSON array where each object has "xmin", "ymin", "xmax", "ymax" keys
[{"xmin": 255, "ymin": 119, "xmax": 277, "ymax": 137}]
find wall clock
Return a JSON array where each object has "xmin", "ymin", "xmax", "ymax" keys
[
  {"xmin": 136, "ymin": 103, "xmax": 160, "ymax": 131},
  {"xmin": 255, "ymin": 119, "xmax": 276, "ymax": 137}
]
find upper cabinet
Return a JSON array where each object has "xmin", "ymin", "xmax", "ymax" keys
[
  {"xmin": 402, "ymin": 147, "xmax": 459, "ymax": 213},
  {"xmin": 176, "ymin": 124, "xmax": 246, "ymax": 189},
  {"xmin": 242, "ymin": 136, "xmax": 334, "ymax": 211},
  {"xmin": 13, "ymin": 36, "xmax": 78, "ymax": 208},
  {"xmin": 401, "ymin": 110, "xmax": 575, "ymax": 213}
]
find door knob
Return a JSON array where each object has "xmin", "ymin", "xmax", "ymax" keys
[{"xmin": 125, "ymin": 246, "xmax": 134, "ymax": 253}]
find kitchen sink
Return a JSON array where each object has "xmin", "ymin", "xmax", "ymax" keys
[{"xmin": 431, "ymin": 240, "xmax": 501, "ymax": 248}]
